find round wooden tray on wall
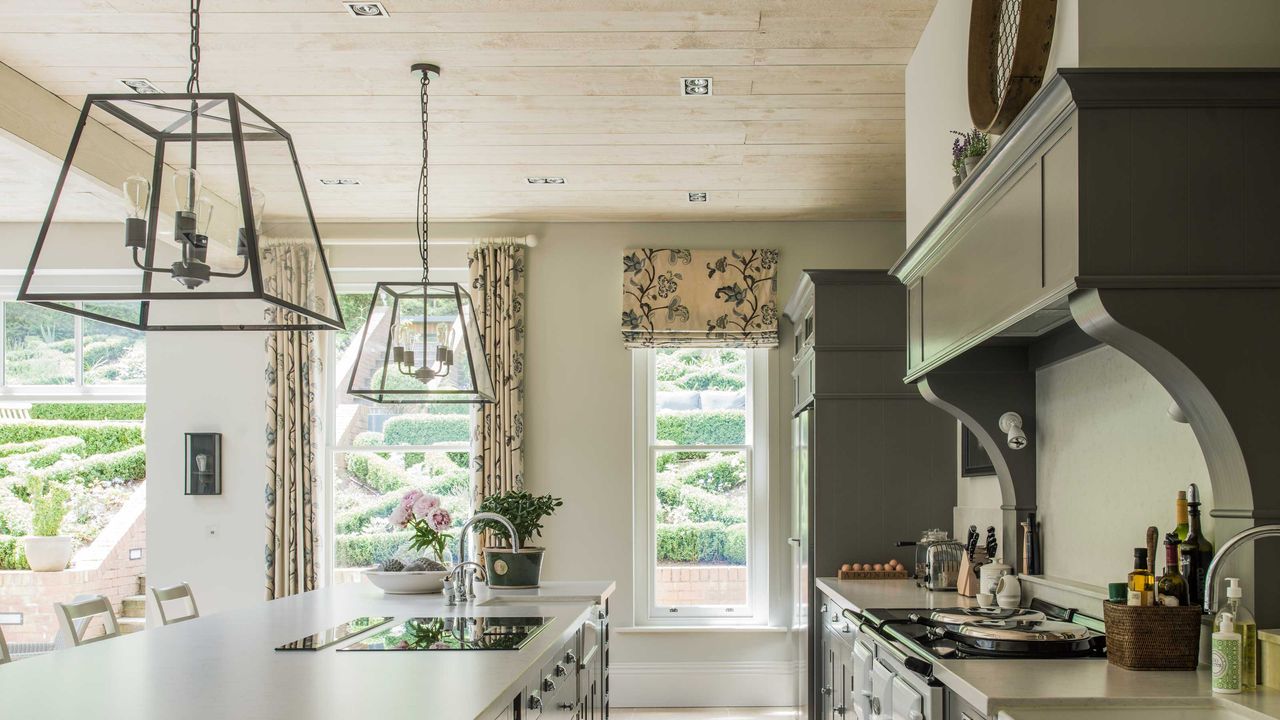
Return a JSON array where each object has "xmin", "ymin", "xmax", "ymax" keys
[{"xmin": 968, "ymin": 0, "xmax": 1058, "ymax": 134}]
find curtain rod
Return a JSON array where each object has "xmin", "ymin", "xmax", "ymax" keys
[{"xmin": 320, "ymin": 233, "xmax": 538, "ymax": 248}]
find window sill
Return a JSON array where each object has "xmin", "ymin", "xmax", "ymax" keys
[{"xmin": 617, "ymin": 625, "xmax": 789, "ymax": 635}]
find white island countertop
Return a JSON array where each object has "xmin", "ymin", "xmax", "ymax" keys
[
  {"xmin": 0, "ymin": 580, "xmax": 615, "ymax": 720},
  {"xmin": 816, "ymin": 577, "xmax": 1280, "ymax": 720}
]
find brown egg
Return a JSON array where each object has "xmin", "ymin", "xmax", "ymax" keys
[
  {"xmin": 889, "ymin": 559, "xmax": 901, "ymax": 569},
  {"xmin": 841, "ymin": 563, "xmax": 852, "ymax": 572},
  {"xmin": 873, "ymin": 563, "xmax": 884, "ymax": 571},
  {"xmin": 852, "ymin": 563, "xmax": 864, "ymax": 571}
]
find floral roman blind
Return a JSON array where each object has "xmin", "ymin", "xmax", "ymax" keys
[{"xmin": 621, "ymin": 249, "xmax": 779, "ymax": 348}]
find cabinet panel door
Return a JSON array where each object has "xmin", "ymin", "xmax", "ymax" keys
[
  {"xmin": 889, "ymin": 674, "xmax": 922, "ymax": 720},
  {"xmin": 851, "ymin": 639, "xmax": 874, "ymax": 720},
  {"xmin": 921, "ymin": 163, "xmax": 1043, "ymax": 364}
]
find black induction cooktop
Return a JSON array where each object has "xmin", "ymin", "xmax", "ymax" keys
[{"xmin": 337, "ymin": 616, "xmax": 550, "ymax": 652}]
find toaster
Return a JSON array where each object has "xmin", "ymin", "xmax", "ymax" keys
[{"xmin": 921, "ymin": 540, "xmax": 964, "ymax": 591}]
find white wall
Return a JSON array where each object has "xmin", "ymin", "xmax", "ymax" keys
[
  {"xmin": 1035, "ymin": 347, "xmax": 1210, "ymax": 588},
  {"xmin": 145, "ymin": 328, "xmax": 268, "ymax": 616}
]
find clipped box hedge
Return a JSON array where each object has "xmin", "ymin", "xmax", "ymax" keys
[
  {"xmin": 30, "ymin": 403, "xmax": 146, "ymax": 422},
  {"xmin": 656, "ymin": 522, "xmax": 747, "ymax": 565},
  {"xmin": 29, "ymin": 445, "xmax": 147, "ymax": 487},
  {"xmin": 382, "ymin": 414, "xmax": 470, "ymax": 446},
  {"xmin": 0, "ymin": 436, "xmax": 86, "ymax": 477},
  {"xmin": 0, "ymin": 421, "xmax": 143, "ymax": 456},
  {"xmin": 345, "ymin": 453, "xmax": 408, "ymax": 493},
  {"xmin": 334, "ymin": 531, "xmax": 410, "ymax": 568},
  {"xmin": 655, "ymin": 410, "xmax": 745, "ymax": 446}
]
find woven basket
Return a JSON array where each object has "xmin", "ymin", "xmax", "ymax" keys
[{"xmin": 1102, "ymin": 601, "xmax": 1203, "ymax": 670}]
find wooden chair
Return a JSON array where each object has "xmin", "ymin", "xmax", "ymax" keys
[
  {"xmin": 54, "ymin": 595, "xmax": 121, "ymax": 648},
  {"xmin": 150, "ymin": 582, "xmax": 200, "ymax": 626},
  {"xmin": 0, "ymin": 624, "xmax": 10, "ymax": 664}
]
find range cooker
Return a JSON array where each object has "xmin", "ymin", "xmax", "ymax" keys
[{"xmin": 828, "ymin": 600, "xmax": 1104, "ymax": 720}]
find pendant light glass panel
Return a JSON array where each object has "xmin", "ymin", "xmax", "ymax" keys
[
  {"xmin": 347, "ymin": 282, "xmax": 496, "ymax": 404},
  {"xmin": 19, "ymin": 94, "xmax": 343, "ymax": 331}
]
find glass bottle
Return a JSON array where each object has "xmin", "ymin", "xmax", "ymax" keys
[
  {"xmin": 1174, "ymin": 490, "xmax": 1189, "ymax": 542},
  {"xmin": 1156, "ymin": 535, "xmax": 1189, "ymax": 606},
  {"xmin": 1179, "ymin": 483, "xmax": 1214, "ymax": 605},
  {"xmin": 1127, "ymin": 548, "xmax": 1155, "ymax": 607}
]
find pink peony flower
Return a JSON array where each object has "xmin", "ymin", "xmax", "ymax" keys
[
  {"xmin": 401, "ymin": 489, "xmax": 423, "ymax": 512},
  {"xmin": 425, "ymin": 506, "xmax": 452, "ymax": 533},
  {"xmin": 388, "ymin": 504, "xmax": 409, "ymax": 528},
  {"xmin": 411, "ymin": 493, "xmax": 441, "ymax": 520}
]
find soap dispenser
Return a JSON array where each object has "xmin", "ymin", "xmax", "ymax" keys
[
  {"xmin": 1213, "ymin": 611, "xmax": 1242, "ymax": 694},
  {"xmin": 1221, "ymin": 578, "xmax": 1258, "ymax": 688}
]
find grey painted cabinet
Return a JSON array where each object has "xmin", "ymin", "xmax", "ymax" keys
[{"xmin": 786, "ymin": 271, "xmax": 956, "ymax": 720}]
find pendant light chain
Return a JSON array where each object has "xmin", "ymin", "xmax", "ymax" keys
[
  {"xmin": 187, "ymin": 0, "xmax": 201, "ymax": 93},
  {"xmin": 417, "ymin": 72, "xmax": 431, "ymax": 283}
]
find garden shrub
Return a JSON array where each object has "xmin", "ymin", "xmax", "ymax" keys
[
  {"xmin": 334, "ymin": 530, "xmax": 411, "ymax": 568},
  {"xmin": 667, "ymin": 455, "xmax": 745, "ymax": 493},
  {"xmin": 29, "ymin": 402, "xmax": 146, "ymax": 422},
  {"xmin": 31, "ymin": 445, "xmax": 147, "ymax": 487},
  {"xmin": 664, "ymin": 485, "xmax": 745, "ymax": 525},
  {"xmin": 0, "ymin": 436, "xmax": 86, "ymax": 476},
  {"xmin": 345, "ymin": 452, "xmax": 408, "ymax": 493},
  {"xmin": 656, "ymin": 522, "xmax": 748, "ymax": 565},
  {"xmin": 334, "ymin": 492, "xmax": 402, "ymax": 534},
  {"xmin": 382, "ymin": 414, "xmax": 470, "ymax": 446},
  {"xmin": 655, "ymin": 410, "xmax": 745, "ymax": 446},
  {"xmin": 0, "ymin": 536, "xmax": 27, "ymax": 570},
  {"xmin": 0, "ymin": 422, "xmax": 143, "ymax": 456},
  {"xmin": 655, "ymin": 451, "xmax": 708, "ymax": 472},
  {"xmin": 353, "ymin": 431, "xmax": 391, "ymax": 460},
  {"xmin": 447, "ymin": 451, "xmax": 469, "ymax": 468}
]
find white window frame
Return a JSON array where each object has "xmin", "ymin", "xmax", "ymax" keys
[
  {"xmin": 631, "ymin": 347, "xmax": 770, "ymax": 627},
  {"xmin": 0, "ymin": 297, "xmax": 145, "ymax": 401}
]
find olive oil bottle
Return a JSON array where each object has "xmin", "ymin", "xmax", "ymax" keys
[
  {"xmin": 1174, "ymin": 490, "xmax": 1189, "ymax": 542},
  {"xmin": 1179, "ymin": 483, "xmax": 1214, "ymax": 605},
  {"xmin": 1127, "ymin": 548, "xmax": 1156, "ymax": 606}
]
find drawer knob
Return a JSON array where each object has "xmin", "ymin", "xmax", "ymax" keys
[
  {"xmin": 542, "ymin": 677, "xmax": 557, "ymax": 693},
  {"xmin": 554, "ymin": 663, "xmax": 568, "ymax": 677}
]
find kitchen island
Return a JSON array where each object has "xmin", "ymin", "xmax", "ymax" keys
[
  {"xmin": 816, "ymin": 577, "xmax": 1280, "ymax": 720},
  {"xmin": 0, "ymin": 580, "xmax": 614, "ymax": 720}
]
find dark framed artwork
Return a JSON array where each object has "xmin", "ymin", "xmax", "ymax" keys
[{"xmin": 960, "ymin": 424, "xmax": 995, "ymax": 477}]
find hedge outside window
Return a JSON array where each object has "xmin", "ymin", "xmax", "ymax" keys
[{"xmin": 1, "ymin": 302, "xmax": 144, "ymax": 388}]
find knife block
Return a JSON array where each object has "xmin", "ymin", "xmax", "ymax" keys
[{"xmin": 957, "ymin": 549, "xmax": 986, "ymax": 597}]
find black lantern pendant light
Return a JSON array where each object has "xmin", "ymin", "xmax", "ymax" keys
[
  {"xmin": 345, "ymin": 64, "xmax": 495, "ymax": 404},
  {"xmin": 18, "ymin": 0, "xmax": 343, "ymax": 331}
]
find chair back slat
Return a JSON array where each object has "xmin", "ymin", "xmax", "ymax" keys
[
  {"xmin": 54, "ymin": 595, "xmax": 120, "ymax": 647},
  {"xmin": 150, "ymin": 583, "xmax": 199, "ymax": 626}
]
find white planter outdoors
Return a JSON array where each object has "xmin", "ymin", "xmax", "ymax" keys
[{"xmin": 23, "ymin": 535, "xmax": 73, "ymax": 572}]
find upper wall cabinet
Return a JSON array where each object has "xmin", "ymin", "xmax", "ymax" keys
[{"xmin": 892, "ymin": 69, "xmax": 1280, "ymax": 381}]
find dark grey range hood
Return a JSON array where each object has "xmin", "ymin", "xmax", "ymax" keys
[{"xmin": 891, "ymin": 69, "xmax": 1280, "ymax": 623}]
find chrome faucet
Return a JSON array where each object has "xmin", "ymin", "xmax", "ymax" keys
[
  {"xmin": 445, "ymin": 512, "xmax": 521, "ymax": 604},
  {"xmin": 1202, "ymin": 523, "xmax": 1280, "ymax": 613}
]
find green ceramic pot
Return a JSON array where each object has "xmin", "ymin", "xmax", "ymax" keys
[{"xmin": 484, "ymin": 546, "xmax": 545, "ymax": 589}]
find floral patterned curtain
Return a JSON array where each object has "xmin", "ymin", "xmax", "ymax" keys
[
  {"xmin": 468, "ymin": 240, "xmax": 527, "ymax": 522},
  {"xmin": 263, "ymin": 242, "xmax": 319, "ymax": 600},
  {"xmin": 621, "ymin": 249, "xmax": 779, "ymax": 348}
]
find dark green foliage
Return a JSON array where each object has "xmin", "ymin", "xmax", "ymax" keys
[
  {"xmin": 29, "ymin": 403, "xmax": 146, "ymax": 421},
  {"xmin": 655, "ymin": 522, "xmax": 746, "ymax": 564},
  {"xmin": 657, "ymin": 484, "xmax": 745, "ymax": 525},
  {"xmin": 382, "ymin": 414, "xmax": 470, "ymax": 446},
  {"xmin": 425, "ymin": 469, "xmax": 470, "ymax": 497},
  {"xmin": 474, "ymin": 490, "xmax": 563, "ymax": 546},
  {"xmin": 655, "ymin": 410, "xmax": 745, "ymax": 445},
  {"xmin": 666, "ymin": 455, "xmax": 746, "ymax": 494},
  {"xmin": 655, "ymin": 451, "xmax": 708, "ymax": 472},
  {"xmin": 345, "ymin": 453, "xmax": 407, "ymax": 493},
  {"xmin": 0, "ymin": 437, "xmax": 86, "ymax": 477},
  {"xmin": 334, "ymin": 531, "xmax": 411, "ymax": 568},
  {"xmin": 446, "ymin": 451, "xmax": 469, "ymax": 468},
  {"xmin": 0, "ymin": 423, "xmax": 143, "ymax": 456},
  {"xmin": 335, "ymin": 293, "xmax": 373, "ymax": 354}
]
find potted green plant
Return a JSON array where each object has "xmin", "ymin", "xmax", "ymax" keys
[
  {"xmin": 23, "ymin": 478, "xmax": 72, "ymax": 572},
  {"xmin": 472, "ymin": 490, "xmax": 563, "ymax": 588}
]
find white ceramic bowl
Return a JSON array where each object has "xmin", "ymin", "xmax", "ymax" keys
[{"xmin": 362, "ymin": 570, "xmax": 447, "ymax": 594}]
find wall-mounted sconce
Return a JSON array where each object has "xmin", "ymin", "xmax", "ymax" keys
[
  {"xmin": 185, "ymin": 433, "xmax": 222, "ymax": 495},
  {"xmin": 998, "ymin": 412, "xmax": 1028, "ymax": 450}
]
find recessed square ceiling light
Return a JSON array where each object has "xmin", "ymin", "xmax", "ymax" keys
[
  {"xmin": 527, "ymin": 177, "xmax": 565, "ymax": 184},
  {"xmin": 318, "ymin": 177, "xmax": 361, "ymax": 186},
  {"xmin": 682, "ymin": 77, "xmax": 713, "ymax": 96},
  {"xmin": 343, "ymin": 2, "xmax": 388, "ymax": 18},
  {"xmin": 118, "ymin": 78, "xmax": 162, "ymax": 94},
  {"xmin": 688, "ymin": 192, "xmax": 708, "ymax": 202}
]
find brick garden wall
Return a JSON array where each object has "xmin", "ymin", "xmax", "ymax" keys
[
  {"xmin": 655, "ymin": 565, "xmax": 746, "ymax": 607},
  {"xmin": 0, "ymin": 509, "xmax": 146, "ymax": 644}
]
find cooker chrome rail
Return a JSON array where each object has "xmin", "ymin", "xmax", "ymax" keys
[{"xmin": 842, "ymin": 608, "xmax": 937, "ymax": 681}]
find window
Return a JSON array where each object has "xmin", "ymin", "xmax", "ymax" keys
[
  {"xmin": 0, "ymin": 301, "xmax": 145, "ymax": 393},
  {"xmin": 324, "ymin": 292, "xmax": 475, "ymax": 584},
  {"xmin": 632, "ymin": 347, "xmax": 769, "ymax": 624}
]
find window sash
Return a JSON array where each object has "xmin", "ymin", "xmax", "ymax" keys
[
  {"xmin": 633, "ymin": 348, "xmax": 770, "ymax": 626},
  {"xmin": 0, "ymin": 298, "xmax": 145, "ymax": 393}
]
